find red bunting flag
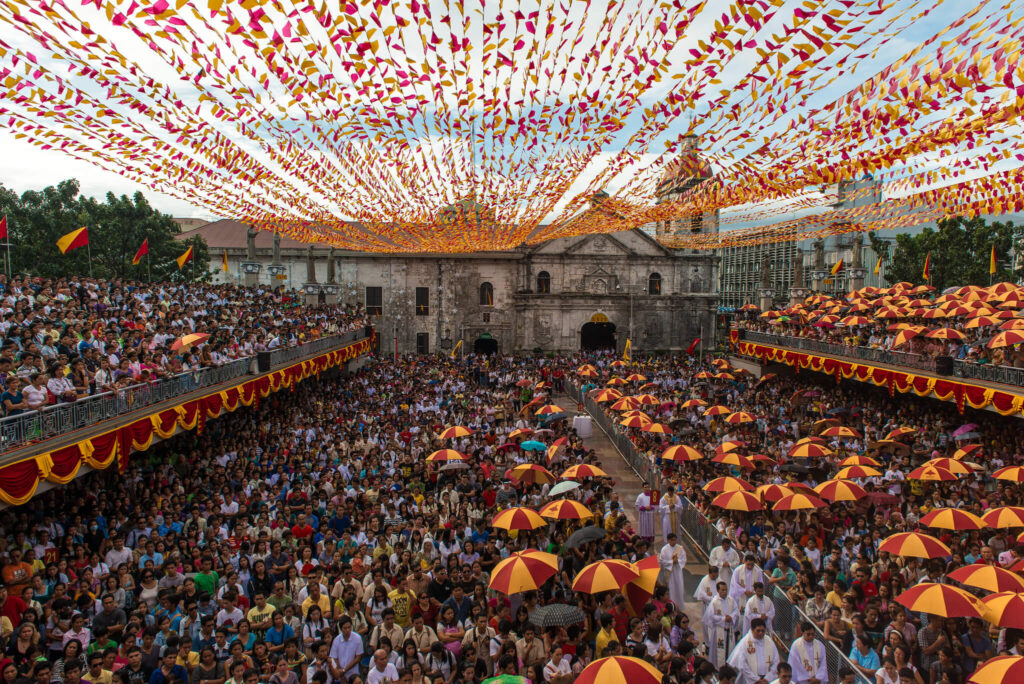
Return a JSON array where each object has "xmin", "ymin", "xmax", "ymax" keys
[{"xmin": 132, "ymin": 238, "xmax": 148, "ymax": 265}]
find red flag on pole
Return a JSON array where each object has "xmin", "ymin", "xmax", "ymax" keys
[
  {"xmin": 0, "ymin": 215, "xmax": 7, "ymax": 240},
  {"xmin": 132, "ymin": 238, "xmax": 149, "ymax": 265},
  {"xmin": 686, "ymin": 337, "xmax": 702, "ymax": 354}
]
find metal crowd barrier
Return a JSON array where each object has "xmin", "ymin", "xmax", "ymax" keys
[
  {"xmin": 741, "ymin": 330, "xmax": 940, "ymax": 371},
  {"xmin": 0, "ymin": 330, "xmax": 369, "ymax": 452},
  {"xmin": 953, "ymin": 358, "xmax": 1024, "ymax": 386}
]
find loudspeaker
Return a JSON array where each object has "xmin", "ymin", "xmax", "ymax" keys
[
  {"xmin": 257, "ymin": 350, "xmax": 272, "ymax": 374},
  {"xmin": 935, "ymin": 356, "xmax": 953, "ymax": 376}
]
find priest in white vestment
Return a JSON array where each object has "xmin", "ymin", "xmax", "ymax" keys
[
  {"xmin": 727, "ymin": 618, "xmax": 781, "ymax": 684},
  {"xmin": 703, "ymin": 581, "xmax": 740, "ymax": 668},
  {"xmin": 658, "ymin": 532, "xmax": 687, "ymax": 609},
  {"xmin": 693, "ymin": 565, "xmax": 720, "ymax": 628},
  {"xmin": 709, "ymin": 537, "xmax": 741, "ymax": 587},
  {"xmin": 743, "ymin": 582, "xmax": 775, "ymax": 633},
  {"xmin": 729, "ymin": 555, "xmax": 764, "ymax": 607},
  {"xmin": 787, "ymin": 622, "xmax": 828, "ymax": 684}
]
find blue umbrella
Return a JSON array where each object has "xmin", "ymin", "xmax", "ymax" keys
[
  {"xmin": 521, "ymin": 440, "xmax": 547, "ymax": 452},
  {"xmin": 539, "ymin": 412, "xmax": 568, "ymax": 424}
]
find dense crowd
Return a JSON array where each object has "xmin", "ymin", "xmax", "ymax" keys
[{"xmin": 0, "ymin": 275, "xmax": 366, "ymax": 417}]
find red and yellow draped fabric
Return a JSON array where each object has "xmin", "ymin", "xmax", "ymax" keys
[{"xmin": 0, "ymin": 333, "xmax": 374, "ymax": 506}]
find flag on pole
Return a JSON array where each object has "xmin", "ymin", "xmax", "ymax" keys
[
  {"xmin": 449, "ymin": 339, "xmax": 463, "ymax": 359},
  {"xmin": 57, "ymin": 227, "xmax": 89, "ymax": 254},
  {"xmin": 132, "ymin": 238, "xmax": 149, "ymax": 265},
  {"xmin": 830, "ymin": 259, "xmax": 844, "ymax": 275},
  {"xmin": 623, "ymin": 338, "xmax": 632, "ymax": 361},
  {"xmin": 990, "ymin": 245, "xmax": 997, "ymax": 275},
  {"xmin": 922, "ymin": 253, "xmax": 931, "ymax": 281},
  {"xmin": 686, "ymin": 337, "xmax": 702, "ymax": 354},
  {"xmin": 221, "ymin": 249, "xmax": 229, "ymax": 272},
  {"xmin": 176, "ymin": 245, "xmax": 194, "ymax": 269},
  {"xmin": 873, "ymin": 255, "xmax": 882, "ymax": 276},
  {"xmin": 0, "ymin": 215, "xmax": 7, "ymax": 240}
]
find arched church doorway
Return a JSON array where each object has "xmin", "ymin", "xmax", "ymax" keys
[
  {"xmin": 581, "ymin": 314, "xmax": 616, "ymax": 351},
  {"xmin": 474, "ymin": 333, "xmax": 498, "ymax": 355}
]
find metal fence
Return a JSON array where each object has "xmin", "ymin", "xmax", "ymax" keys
[
  {"xmin": 0, "ymin": 329, "xmax": 371, "ymax": 453},
  {"xmin": 741, "ymin": 330, "xmax": 938, "ymax": 371},
  {"xmin": 953, "ymin": 358, "xmax": 1024, "ymax": 386}
]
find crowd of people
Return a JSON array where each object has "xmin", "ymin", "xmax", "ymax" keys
[{"xmin": 0, "ymin": 275, "xmax": 367, "ymax": 417}]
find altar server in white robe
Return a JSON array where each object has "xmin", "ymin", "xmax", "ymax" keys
[
  {"xmin": 658, "ymin": 532, "xmax": 687, "ymax": 609},
  {"xmin": 728, "ymin": 618, "xmax": 781, "ymax": 684},
  {"xmin": 703, "ymin": 581, "xmax": 740, "ymax": 668},
  {"xmin": 787, "ymin": 622, "xmax": 828, "ymax": 684},
  {"xmin": 730, "ymin": 554, "xmax": 764, "ymax": 606},
  {"xmin": 709, "ymin": 537, "xmax": 741, "ymax": 588},
  {"xmin": 743, "ymin": 582, "xmax": 775, "ymax": 633},
  {"xmin": 658, "ymin": 489, "xmax": 685, "ymax": 542},
  {"xmin": 634, "ymin": 484, "xmax": 656, "ymax": 542},
  {"xmin": 768, "ymin": 663, "xmax": 793, "ymax": 684}
]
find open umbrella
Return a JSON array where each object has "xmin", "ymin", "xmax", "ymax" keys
[
  {"xmin": 839, "ymin": 455, "xmax": 881, "ymax": 467},
  {"xmin": 567, "ymin": 526, "xmax": 606, "ymax": 549},
  {"xmin": 947, "ymin": 566, "xmax": 1024, "ymax": 594},
  {"xmin": 712, "ymin": 453, "xmax": 756, "ymax": 470},
  {"xmin": 531, "ymin": 603, "xmax": 587, "ymax": 628},
  {"xmin": 610, "ymin": 397, "xmax": 641, "ymax": 411},
  {"xmin": 539, "ymin": 499, "xmax": 593, "ymax": 521},
  {"xmin": 508, "ymin": 428, "xmax": 534, "ymax": 440},
  {"xmin": 967, "ymin": 655, "xmax": 1024, "ymax": 683},
  {"xmin": 908, "ymin": 465, "xmax": 959, "ymax": 481},
  {"xmin": 814, "ymin": 479, "xmax": 867, "ymax": 502},
  {"xmin": 576, "ymin": 657, "xmax": 663, "ymax": 684},
  {"xmin": 426, "ymin": 449, "xmax": 467, "ymax": 462},
  {"xmin": 624, "ymin": 555, "xmax": 661, "ymax": 616},
  {"xmin": 561, "ymin": 464, "xmax": 609, "ymax": 479},
  {"xmin": 774, "ymin": 492, "xmax": 827, "ymax": 511},
  {"xmin": 885, "ymin": 427, "xmax": 917, "ymax": 440},
  {"xmin": 716, "ymin": 440, "xmax": 747, "ymax": 454},
  {"xmin": 488, "ymin": 550, "xmax": 559, "ymax": 594},
  {"xmin": 711, "ymin": 490, "xmax": 762, "ymax": 511},
  {"xmin": 439, "ymin": 425, "xmax": 475, "ymax": 439},
  {"xmin": 572, "ymin": 560, "xmax": 640, "ymax": 594},
  {"xmin": 482, "ymin": 676, "xmax": 529, "ymax": 684},
  {"xmin": 534, "ymin": 404, "xmax": 564, "ymax": 415},
  {"xmin": 702, "ymin": 476, "xmax": 753, "ymax": 493},
  {"xmin": 592, "ymin": 389, "xmax": 622, "ymax": 402},
  {"xmin": 837, "ymin": 465, "xmax": 882, "ymax": 479},
  {"xmin": 680, "ymin": 399, "xmax": 707, "ymax": 408},
  {"xmin": 725, "ymin": 411, "xmax": 756, "ymax": 424},
  {"xmin": 896, "ymin": 582, "xmax": 984, "ymax": 618},
  {"xmin": 171, "ymin": 332, "xmax": 210, "ymax": 352},
  {"xmin": 980, "ymin": 595, "xmax": 1024, "ymax": 629},
  {"xmin": 919, "ymin": 508, "xmax": 985, "ymax": 531},
  {"xmin": 548, "ymin": 481, "xmax": 581, "ymax": 497},
  {"xmin": 492, "ymin": 508, "xmax": 547, "ymax": 531},
  {"xmin": 879, "ymin": 532, "xmax": 951, "ymax": 559},
  {"xmin": 981, "ymin": 506, "xmax": 1024, "ymax": 529},
  {"xmin": 954, "ymin": 444, "xmax": 983, "ymax": 459},
  {"xmin": 754, "ymin": 484, "xmax": 793, "ymax": 502},
  {"xmin": 790, "ymin": 443, "xmax": 834, "ymax": 459},
  {"xmin": 520, "ymin": 440, "xmax": 547, "ymax": 452},
  {"xmin": 704, "ymin": 405, "xmax": 731, "ymax": 416},
  {"xmin": 510, "ymin": 464, "xmax": 556, "ymax": 485},
  {"xmin": 820, "ymin": 426, "xmax": 862, "ymax": 438},
  {"xmin": 923, "ymin": 458, "xmax": 973, "ymax": 475},
  {"xmin": 620, "ymin": 415, "xmax": 653, "ymax": 428},
  {"xmin": 662, "ymin": 445, "xmax": 703, "ymax": 462},
  {"xmin": 994, "ymin": 466, "xmax": 1024, "ymax": 483}
]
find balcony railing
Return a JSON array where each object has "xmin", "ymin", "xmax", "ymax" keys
[
  {"xmin": 740, "ymin": 330, "xmax": 938, "ymax": 371},
  {"xmin": 953, "ymin": 359, "xmax": 1024, "ymax": 387},
  {"xmin": 0, "ymin": 328, "xmax": 372, "ymax": 454}
]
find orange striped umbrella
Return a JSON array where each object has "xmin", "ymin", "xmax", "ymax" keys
[
  {"xmin": 639, "ymin": 382, "xmax": 659, "ymax": 391},
  {"xmin": 606, "ymin": 377, "xmax": 628, "ymax": 386},
  {"xmin": 926, "ymin": 328, "xmax": 966, "ymax": 341},
  {"xmin": 426, "ymin": 449, "xmax": 467, "ymax": 462},
  {"xmin": 966, "ymin": 316, "xmax": 1001, "ymax": 329},
  {"xmin": 773, "ymin": 492, "xmax": 827, "ymax": 511},
  {"xmin": 750, "ymin": 454, "xmax": 778, "ymax": 466},
  {"xmin": 662, "ymin": 445, "xmax": 703, "ymax": 462},
  {"xmin": 989, "ymin": 330, "xmax": 1024, "ymax": 348},
  {"xmin": 711, "ymin": 490, "xmax": 762, "ymax": 512},
  {"xmin": 908, "ymin": 465, "xmax": 959, "ymax": 481},
  {"xmin": 790, "ymin": 443, "xmax": 834, "ymax": 458},
  {"xmin": 885, "ymin": 427, "xmax": 917, "ymax": 440},
  {"xmin": 714, "ymin": 372, "xmax": 735, "ymax": 380},
  {"xmin": 980, "ymin": 595, "xmax": 1024, "ymax": 629},
  {"xmin": 820, "ymin": 426, "xmax": 863, "ymax": 438},
  {"xmin": 591, "ymin": 389, "xmax": 623, "ymax": 402},
  {"xmin": 839, "ymin": 455, "xmax": 881, "ymax": 467},
  {"xmin": 571, "ymin": 560, "xmax": 640, "ymax": 594},
  {"xmin": 840, "ymin": 315, "xmax": 872, "ymax": 326},
  {"xmin": 896, "ymin": 582, "xmax": 983, "ymax": 618},
  {"xmin": 754, "ymin": 484, "xmax": 793, "ymax": 502},
  {"xmin": 488, "ymin": 549, "xmax": 559, "ymax": 594},
  {"xmin": 680, "ymin": 399, "xmax": 706, "ymax": 408},
  {"xmin": 508, "ymin": 428, "xmax": 534, "ymax": 440},
  {"xmin": 694, "ymin": 371, "xmax": 714, "ymax": 378},
  {"xmin": 702, "ymin": 476, "xmax": 754, "ymax": 493},
  {"xmin": 641, "ymin": 423, "xmax": 671, "ymax": 434},
  {"xmin": 439, "ymin": 425, "xmax": 475, "ymax": 439},
  {"xmin": 892, "ymin": 326, "xmax": 927, "ymax": 347},
  {"xmin": 534, "ymin": 404, "xmax": 565, "ymax": 415},
  {"xmin": 923, "ymin": 458, "xmax": 973, "ymax": 475},
  {"xmin": 711, "ymin": 453, "xmax": 756, "ymax": 470},
  {"xmin": 634, "ymin": 393, "xmax": 660, "ymax": 405},
  {"xmin": 948, "ymin": 566, "xmax": 1024, "ymax": 593},
  {"xmin": 716, "ymin": 440, "xmax": 747, "ymax": 454},
  {"xmin": 539, "ymin": 499, "xmax": 593, "ymax": 521},
  {"xmin": 994, "ymin": 466, "xmax": 1024, "ymax": 483},
  {"xmin": 561, "ymin": 464, "xmax": 609, "ymax": 479},
  {"xmin": 171, "ymin": 332, "xmax": 210, "ymax": 351},
  {"xmin": 967, "ymin": 655, "xmax": 1024, "ymax": 683},
  {"xmin": 622, "ymin": 409, "xmax": 652, "ymax": 421},
  {"xmin": 626, "ymin": 373, "xmax": 647, "ymax": 383},
  {"xmin": 795, "ymin": 436, "xmax": 827, "ymax": 445},
  {"xmin": 610, "ymin": 397, "xmax": 641, "ymax": 411},
  {"xmin": 575, "ymin": 656, "xmax": 663, "ymax": 684},
  {"xmin": 610, "ymin": 360, "xmax": 628, "ymax": 368},
  {"xmin": 814, "ymin": 479, "xmax": 867, "ymax": 502},
  {"xmin": 725, "ymin": 411, "xmax": 756, "ymax": 424},
  {"xmin": 624, "ymin": 556, "xmax": 662, "ymax": 616},
  {"xmin": 1000, "ymin": 319, "xmax": 1024, "ymax": 330},
  {"xmin": 619, "ymin": 415, "xmax": 652, "ymax": 428},
  {"xmin": 492, "ymin": 508, "xmax": 547, "ymax": 531},
  {"xmin": 577, "ymin": 368, "xmax": 599, "ymax": 378},
  {"xmin": 954, "ymin": 444, "xmax": 983, "ymax": 459},
  {"xmin": 879, "ymin": 532, "xmax": 950, "ymax": 559},
  {"xmin": 577, "ymin": 364, "xmax": 597, "ymax": 373},
  {"xmin": 837, "ymin": 465, "xmax": 882, "ymax": 479},
  {"xmin": 981, "ymin": 506, "xmax": 1024, "ymax": 529},
  {"xmin": 919, "ymin": 508, "xmax": 986, "ymax": 531},
  {"xmin": 510, "ymin": 464, "xmax": 556, "ymax": 485},
  {"xmin": 704, "ymin": 405, "xmax": 731, "ymax": 416}
]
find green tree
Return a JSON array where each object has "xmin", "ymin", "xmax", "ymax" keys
[
  {"xmin": 882, "ymin": 216, "xmax": 1022, "ymax": 291},
  {"xmin": 0, "ymin": 179, "xmax": 210, "ymax": 281}
]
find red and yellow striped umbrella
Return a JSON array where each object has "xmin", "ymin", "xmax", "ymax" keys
[
  {"xmin": 426, "ymin": 449, "xmax": 467, "ymax": 462},
  {"xmin": 694, "ymin": 371, "xmax": 714, "ymax": 379},
  {"xmin": 954, "ymin": 443, "xmax": 983, "ymax": 459},
  {"xmin": 994, "ymin": 466, "xmax": 1024, "ymax": 483},
  {"xmin": 510, "ymin": 464, "xmax": 557, "ymax": 485},
  {"xmin": 704, "ymin": 405, "xmax": 732, "ymax": 416},
  {"xmin": 622, "ymin": 409, "xmax": 652, "ymax": 420},
  {"xmin": 634, "ymin": 393, "xmax": 659, "ymax": 405},
  {"xmin": 561, "ymin": 464, "xmax": 609, "ymax": 479},
  {"xmin": 919, "ymin": 508, "xmax": 986, "ymax": 531},
  {"xmin": 438, "ymin": 425, "xmax": 475, "ymax": 439},
  {"xmin": 885, "ymin": 427, "xmax": 917, "ymax": 440},
  {"xmin": 711, "ymin": 490, "xmax": 763, "ymax": 512},
  {"xmin": 680, "ymin": 399, "xmax": 707, "ymax": 408},
  {"xmin": 624, "ymin": 556, "xmax": 662, "ymax": 616},
  {"xmin": 750, "ymin": 453, "xmax": 778, "ymax": 466},
  {"xmin": 980, "ymin": 595, "xmax": 1024, "ymax": 629},
  {"xmin": 820, "ymin": 426, "xmax": 862, "ymax": 438},
  {"xmin": 908, "ymin": 465, "xmax": 959, "ymax": 481},
  {"xmin": 879, "ymin": 532, "xmax": 951, "ymax": 559},
  {"xmin": 488, "ymin": 549, "xmax": 559, "ymax": 594},
  {"xmin": 838, "ymin": 455, "xmax": 881, "ymax": 467},
  {"xmin": 641, "ymin": 423, "xmax": 671, "ymax": 434},
  {"xmin": 814, "ymin": 479, "xmax": 867, "ymax": 502},
  {"xmin": 795, "ymin": 435, "xmax": 827, "ymax": 445},
  {"xmin": 926, "ymin": 327, "xmax": 967, "ymax": 341},
  {"xmin": 923, "ymin": 458, "xmax": 973, "ymax": 475},
  {"xmin": 619, "ymin": 415, "xmax": 652, "ymax": 428},
  {"xmin": 702, "ymin": 476, "xmax": 754, "ymax": 493},
  {"xmin": 539, "ymin": 499, "xmax": 593, "ymax": 521},
  {"xmin": 896, "ymin": 583, "xmax": 984, "ymax": 618},
  {"xmin": 981, "ymin": 506, "xmax": 1024, "ymax": 529},
  {"xmin": 610, "ymin": 360, "xmax": 628, "ymax": 368},
  {"xmin": 575, "ymin": 656, "xmax": 663, "ymax": 684},
  {"xmin": 571, "ymin": 560, "xmax": 640, "ymax": 594},
  {"xmin": 725, "ymin": 411, "xmax": 756, "ymax": 425},
  {"xmin": 773, "ymin": 492, "xmax": 827, "ymax": 511},
  {"xmin": 754, "ymin": 484, "xmax": 794, "ymax": 502},
  {"xmin": 714, "ymin": 372, "xmax": 735, "ymax": 380},
  {"xmin": 790, "ymin": 443, "xmax": 834, "ymax": 458},
  {"xmin": 171, "ymin": 332, "xmax": 210, "ymax": 351},
  {"xmin": 492, "ymin": 507, "xmax": 547, "ymax": 531},
  {"xmin": 508, "ymin": 428, "xmax": 534, "ymax": 440},
  {"xmin": 837, "ymin": 465, "xmax": 882, "ymax": 479},
  {"xmin": 988, "ymin": 330, "xmax": 1024, "ymax": 348},
  {"xmin": 716, "ymin": 440, "xmax": 747, "ymax": 454},
  {"xmin": 967, "ymin": 655, "xmax": 1024, "ymax": 683},
  {"xmin": 592, "ymin": 389, "xmax": 623, "ymax": 402},
  {"xmin": 947, "ymin": 566, "xmax": 1024, "ymax": 594},
  {"xmin": 577, "ymin": 364, "xmax": 597, "ymax": 373},
  {"xmin": 712, "ymin": 453, "xmax": 756, "ymax": 470},
  {"xmin": 578, "ymin": 368, "xmax": 599, "ymax": 378},
  {"xmin": 661, "ymin": 445, "xmax": 703, "ymax": 462},
  {"xmin": 606, "ymin": 377, "xmax": 629, "ymax": 386},
  {"xmin": 534, "ymin": 404, "xmax": 565, "ymax": 415},
  {"xmin": 626, "ymin": 373, "xmax": 647, "ymax": 383},
  {"xmin": 610, "ymin": 397, "xmax": 641, "ymax": 411}
]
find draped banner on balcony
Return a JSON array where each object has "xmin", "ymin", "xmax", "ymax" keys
[
  {"xmin": 738, "ymin": 341, "xmax": 1024, "ymax": 417},
  {"xmin": 0, "ymin": 334, "xmax": 374, "ymax": 506}
]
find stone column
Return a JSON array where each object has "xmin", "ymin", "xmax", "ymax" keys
[
  {"xmin": 241, "ymin": 225, "xmax": 262, "ymax": 287},
  {"xmin": 323, "ymin": 247, "xmax": 339, "ymax": 303},
  {"xmin": 849, "ymin": 233, "xmax": 867, "ymax": 291},
  {"xmin": 789, "ymin": 247, "xmax": 809, "ymax": 305},
  {"xmin": 303, "ymin": 245, "xmax": 320, "ymax": 305},
  {"xmin": 811, "ymin": 239, "xmax": 826, "ymax": 292},
  {"xmin": 267, "ymin": 231, "xmax": 287, "ymax": 286},
  {"xmin": 757, "ymin": 254, "xmax": 775, "ymax": 311}
]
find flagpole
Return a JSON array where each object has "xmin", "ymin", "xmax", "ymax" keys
[
  {"xmin": 86, "ymin": 237, "xmax": 93, "ymax": 278},
  {"xmin": 147, "ymin": 250, "xmax": 151, "ymax": 283}
]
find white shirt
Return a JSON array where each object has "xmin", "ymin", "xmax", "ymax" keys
[
  {"xmin": 543, "ymin": 658, "xmax": 572, "ymax": 682},
  {"xmin": 366, "ymin": 663, "xmax": 399, "ymax": 684}
]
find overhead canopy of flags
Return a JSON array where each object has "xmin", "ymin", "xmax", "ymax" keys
[{"xmin": 0, "ymin": 0, "xmax": 1022, "ymax": 252}]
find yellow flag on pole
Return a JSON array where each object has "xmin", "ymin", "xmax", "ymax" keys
[
  {"xmin": 449, "ymin": 340, "xmax": 463, "ymax": 359},
  {"xmin": 623, "ymin": 338, "xmax": 632, "ymax": 362}
]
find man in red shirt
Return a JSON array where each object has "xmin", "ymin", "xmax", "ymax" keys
[
  {"xmin": 610, "ymin": 595, "xmax": 631, "ymax": 642},
  {"xmin": 290, "ymin": 513, "xmax": 315, "ymax": 539},
  {"xmin": 0, "ymin": 584, "xmax": 26, "ymax": 626}
]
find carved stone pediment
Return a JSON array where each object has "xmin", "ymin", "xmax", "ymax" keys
[{"xmin": 582, "ymin": 266, "xmax": 619, "ymax": 294}]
